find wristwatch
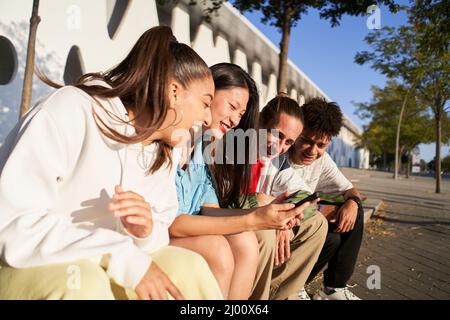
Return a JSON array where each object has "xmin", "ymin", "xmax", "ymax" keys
[{"xmin": 345, "ymin": 196, "xmax": 362, "ymax": 208}]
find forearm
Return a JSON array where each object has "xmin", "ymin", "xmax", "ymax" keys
[
  {"xmin": 201, "ymin": 206, "xmax": 253, "ymax": 217},
  {"xmin": 343, "ymin": 188, "xmax": 362, "ymax": 200},
  {"xmin": 168, "ymin": 213, "xmax": 256, "ymax": 237}
]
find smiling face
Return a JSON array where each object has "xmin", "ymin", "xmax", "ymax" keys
[
  {"xmin": 265, "ymin": 112, "xmax": 303, "ymax": 159},
  {"xmin": 208, "ymin": 87, "xmax": 249, "ymax": 137},
  {"xmin": 177, "ymin": 77, "xmax": 214, "ymax": 132},
  {"xmin": 158, "ymin": 76, "xmax": 214, "ymax": 147},
  {"xmin": 291, "ymin": 128, "xmax": 331, "ymax": 165}
]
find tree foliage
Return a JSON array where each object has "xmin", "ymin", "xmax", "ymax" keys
[
  {"xmin": 354, "ymin": 80, "xmax": 433, "ymax": 160},
  {"xmin": 159, "ymin": 0, "xmax": 399, "ymax": 92},
  {"xmin": 355, "ymin": 0, "xmax": 449, "ymax": 191}
]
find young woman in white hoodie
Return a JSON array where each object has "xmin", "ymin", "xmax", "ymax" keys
[{"xmin": 0, "ymin": 26, "xmax": 222, "ymax": 300}]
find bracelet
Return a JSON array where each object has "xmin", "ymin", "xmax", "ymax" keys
[{"xmin": 346, "ymin": 196, "xmax": 362, "ymax": 208}]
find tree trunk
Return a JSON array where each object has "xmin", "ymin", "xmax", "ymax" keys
[
  {"xmin": 383, "ymin": 150, "xmax": 387, "ymax": 170},
  {"xmin": 277, "ymin": 6, "xmax": 292, "ymax": 93},
  {"xmin": 398, "ymin": 145, "xmax": 405, "ymax": 176},
  {"xmin": 435, "ymin": 108, "xmax": 442, "ymax": 193},
  {"xmin": 19, "ymin": 0, "xmax": 41, "ymax": 119},
  {"xmin": 394, "ymin": 90, "xmax": 411, "ymax": 180},
  {"xmin": 406, "ymin": 152, "xmax": 411, "ymax": 178}
]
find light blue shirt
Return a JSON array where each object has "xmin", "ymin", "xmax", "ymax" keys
[{"xmin": 175, "ymin": 138, "xmax": 219, "ymax": 215}]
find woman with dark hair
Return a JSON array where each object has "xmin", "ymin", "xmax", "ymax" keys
[
  {"xmin": 207, "ymin": 63, "xmax": 259, "ymax": 207},
  {"xmin": 169, "ymin": 63, "xmax": 311, "ymax": 299},
  {"xmin": 0, "ymin": 26, "xmax": 222, "ymax": 300}
]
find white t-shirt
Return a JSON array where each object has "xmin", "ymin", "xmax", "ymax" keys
[{"xmin": 270, "ymin": 152, "xmax": 353, "ymax": 197}]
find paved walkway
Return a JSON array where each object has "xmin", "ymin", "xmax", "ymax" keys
[{"xmin": 308, "ymin": 169, "xmax": 450, "ymax": 300}]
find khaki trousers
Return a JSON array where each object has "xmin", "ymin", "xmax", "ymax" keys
[
  {"xmin": 0, "ymin": 246, "xmax": 223, "ymax": 300},
  {"xmin": 250, "ymin": 213, "xmax": 327, "ymax": 300}
]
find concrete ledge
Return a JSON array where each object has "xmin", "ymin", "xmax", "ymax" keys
[{"xmin": 363, "ymin": 199, "xmax": 384, "ymax": 223}]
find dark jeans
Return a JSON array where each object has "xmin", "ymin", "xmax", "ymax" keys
[{"xmin": 307, "ymin": 203, "xmax": 364, "ymax": 288}]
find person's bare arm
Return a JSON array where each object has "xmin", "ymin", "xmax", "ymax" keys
[
  {"xmin": 200, "ymin": 206, "xmax": 252, "ymax": 217},
  {"xmin": 169, "ymin": 213, "xmax": 254, "ymax": 237},
  {"xmin": 343, "ymin": 188, "xmax": 363, "ymax": 201},
  {"xmin": 169, "ymin": 194, "xmax": 315, "ymax": 237},
  {"xmin": 201, "ymin": 192, "xmax": 276, "ymax": 217}
]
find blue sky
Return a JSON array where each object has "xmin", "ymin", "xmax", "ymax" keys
[{"xmin": 240, "ymin": 2, "xmax": 449, "ymax": 162}]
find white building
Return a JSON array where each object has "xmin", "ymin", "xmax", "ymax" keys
[{"xmin": 0, "ymin": 0, "xmax": 369, "ymax": 169}]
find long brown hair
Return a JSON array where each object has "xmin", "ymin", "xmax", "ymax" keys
[
  {"xmin": 207, "ymin": 63, "xmax": 259, "ymax": 209},
  {"xmin": 39, "ymin": 26, "xmax": 211, "ymax": 173}
]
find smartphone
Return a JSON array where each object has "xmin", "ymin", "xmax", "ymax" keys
[{"xmin": 292, "ymin": 192, "xmax": 321, "ymax": 208}]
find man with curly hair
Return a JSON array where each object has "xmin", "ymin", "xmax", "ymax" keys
[{"xmin": 271, "ymin": 97, "xmax": 364, "ymax": 300}]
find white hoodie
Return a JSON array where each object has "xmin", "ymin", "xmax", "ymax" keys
[{"xmin": 0, "ymin": 83, "xmax": 180, "ymax": 290}]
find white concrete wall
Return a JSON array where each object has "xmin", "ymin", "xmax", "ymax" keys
[{"xmin": 0, "ymin": 0, "xmax": 369, "ymax": 168}]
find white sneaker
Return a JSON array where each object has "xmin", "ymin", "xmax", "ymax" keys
[
  {"xmin": 298, "ymin": 287, "xmax": 311, "ymax": 300},
  {"xmin": 313, "ymin": 286, "xmax": 361, "ymax": 300}
]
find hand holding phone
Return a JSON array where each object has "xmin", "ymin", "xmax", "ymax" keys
[
  {"xmin": 293, "ymin": 192, "xmax": 321, "ymax": 207},
  {"xmin": 282, "ymin": 191, "xmax": 321, "ymax": 224}
]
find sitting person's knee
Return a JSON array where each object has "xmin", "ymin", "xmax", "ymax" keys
[
  {"xmin": 206, "ymin": 235, "xmax": 235, "ymax": 273},
  {"xmin": 246, "ymin": 231, "xmax": 259, "ymax": 256},
  {"xmin": 245, "ymin": 232, "xmax": 260, "ymax": 269},
  {"xmin": 233, "ymin": 232, "xmax": 258, "ymax": 252},
  {"xmin": 232, "ymin": 231, "xmax": 260, "ymax": 262}
]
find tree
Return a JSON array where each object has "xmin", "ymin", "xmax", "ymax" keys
[
  {"xmin": 410, "ymin": 0, "xmax": 450, "ymax": 192},
  {"xmin": 19, "ymin": 0, "xmax": 40, "ymax": 119},
  {"xmin": 419, "ymin": 159, "xmax": 427, "ymax": 172},
  {"xmin": 231, "ymin": 0, "xmax": 399, "ymax": 92},
  {"xmin": 355, "ymin": 0, "xmax": 449, "ymax": 193},
  {"xmin": 0, "ymin": 20, "xmax": 60, "ymax": 144},
  {"xmin": 161, "ymin": 0, "xmax": 398, "ymax": 92},
  {"xmin": 354, "ymin": 80, "xmax": 433, "ymax": 172},
  {"xmin": 355, "ymin": 23, "xmax": 424, "ymax": 180}
]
